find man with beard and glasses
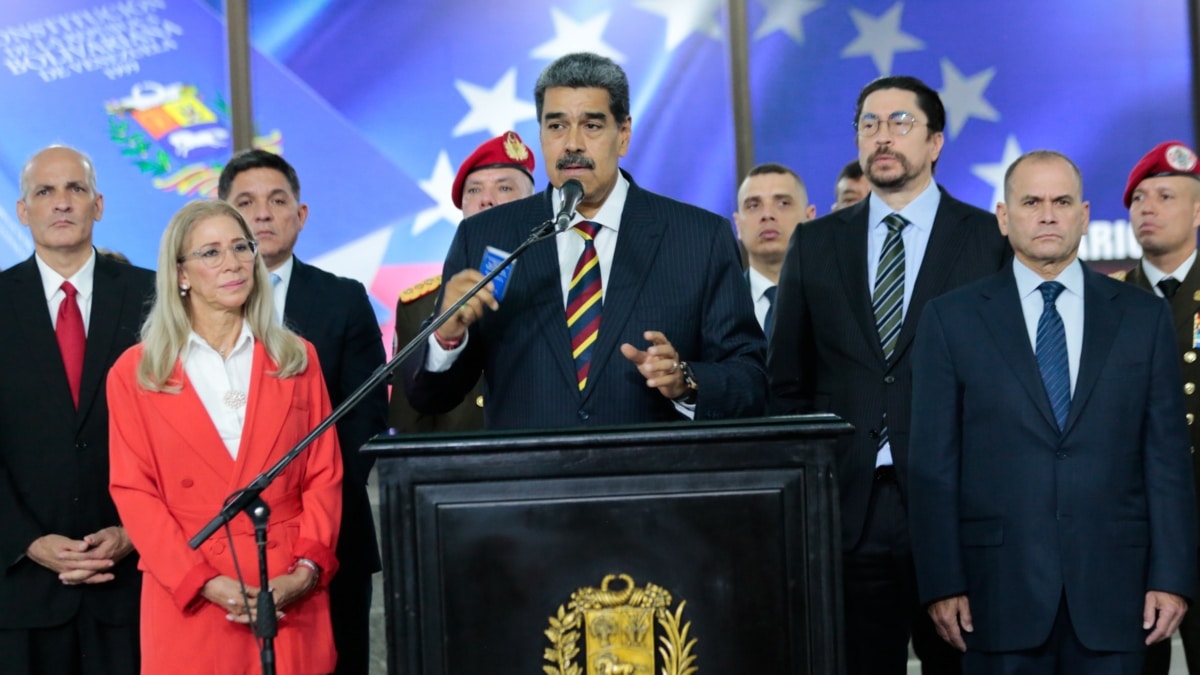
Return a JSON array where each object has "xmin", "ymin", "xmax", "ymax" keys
[
  {"xmin": 402, "ymin": 51, "xmax": 766, "ymax": 429},
  {"xmin": 768, "ymin": 75, "xmax": 1010, "ymax": 675}
]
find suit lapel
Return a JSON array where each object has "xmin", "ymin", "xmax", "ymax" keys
[
  {"xmin": 833, "ymin": 202, "xmax": 885, "ymax": 365},
  {"xmin": 978, "ymin": 268, "xmax": 1060, "ymax": 431},
  {"xmin": 10, "ymin": 258, "xmax": 75, "ymax": 412},
  {"xmin": 150, "ymin": 362, "xmax": 236, "ymax": 480},
  {"xmin": 893, "ymin": 193, "xmax": 969, "ymax": 363},
  {"xmin": 583, "ymin": 182, "xmax": 665, "ymax": 404},
  {"xmin": 231, "ymin": 341, "xmax": 295, "ymax": 487},
  {"xmin": 77, "ymin": 256, "xmax": 126, "ymax": 423},
  {"xmin": 282, "ymin": 259, "xmax": 316, "ymax": 332},
  {"xmin": 1062, "ymin": 265, "xmax": 1121, "ymax": 435}
]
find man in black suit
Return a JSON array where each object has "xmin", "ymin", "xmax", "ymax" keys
[
  {"xmin": 1115, "ymin": 140, "xmax": 1200, "ymax": 675},
  {"xmin": 768, "ymin": 75, "xmax": 1009, "ymax": 675},
  {"xmin": 219, "ymin": 150, "xmax": 388, "ymax": 675},
  {"xmin": 0, "ymin": 145, "xmax": 153, "ymax": 674},
  {"xmin": 909, "ymin": 150, "xmax": 1196, "ymax": 673},
  {"xmin": 403, "ymin": 51, "xmax": 766, "ymax": 429}
]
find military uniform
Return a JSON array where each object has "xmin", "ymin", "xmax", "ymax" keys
[{"xmin": 388, "ymin": 276, "xmax": 485, "ymax": 433}]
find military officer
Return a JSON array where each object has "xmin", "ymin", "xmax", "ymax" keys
[
  {"xmin": 388, "ymin": 130, "xmax": 536, "ymax": 432},
  {"xmin": 1116, "ymin": 140, "xmax": 1200, "ymax": 675}
]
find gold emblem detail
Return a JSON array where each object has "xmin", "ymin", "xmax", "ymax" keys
[
  {"xmin": 504, "ymin": 131, "xmax": 529, "ymax": 162},
  {"xmin": 1107, "ymin": 269, "xmax": 1128, "ymax": 282},
  {"xmin": 543, "ymin": 574, "xmax": 697, "ymax": 675},
  {"xmin": 1186, "ymin": 382, "xmax": 1196, "ymax": 395},
  {"xmin": 398, "ymin": 275, "xmax": 442, "ymax": 304},
  {"xmin": 1187, "ymin": 351, "xmax": 1197, "ymax": 364},
  {"xmin": 1188, "ymin": 413, "xmax": 1194, "ymax": 425},
  {"xmin": 475, "ymin": 395, "xmax": 485, "ymax": 408}
]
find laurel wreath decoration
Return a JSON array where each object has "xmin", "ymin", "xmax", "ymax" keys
[{"xmin": 543, "ymin": 575, "xmax": 698, "ymax": 675}]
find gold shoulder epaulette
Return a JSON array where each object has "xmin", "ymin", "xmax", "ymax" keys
[
  {"xmin": 1108, "ymin": 269, "xmax": 1128, "ymax": 282},
  {"xmin": 399, "ymin": 275, "xmax": 442, "ymax": 304}
]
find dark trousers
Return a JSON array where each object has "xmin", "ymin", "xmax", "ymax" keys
[
  {"xmin": 329, "ymin": 565, "xmax": 375, "ymax": 675},
  {"xmin": 0, "ymin": 613, "xmax": 139, "ymax": 675},
  {"xmin": 964, "ymin": 594, "xmax": 1144, "ymax": 674},
  {"xmin": 844, "ymin": 468, "xmax": 962, "ymax": 675}
]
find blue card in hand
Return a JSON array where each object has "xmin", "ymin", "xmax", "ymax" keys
[{"xmin": 481, "ymin": 246, "xmax": 514, "ymax": 302}]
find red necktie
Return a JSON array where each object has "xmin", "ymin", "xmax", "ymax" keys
[{"xmin": 56, "ymin": 281, "xmax": 85, "ymax": 408}]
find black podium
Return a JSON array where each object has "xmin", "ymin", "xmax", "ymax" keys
[{"xmin": 365, "ymin": 414, "xmax": 850, "ymax": 674}]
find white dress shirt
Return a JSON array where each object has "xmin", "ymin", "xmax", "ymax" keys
[
  {"xmin": 1142, "ymin": 250, "xmax": 1197, "ymax": 297},
  {"xmin": 746, "ymin": 266, "xmax": 776, "ymax": 332},
  {"xmin": 36, "ymin": 249, "xmax": 97, "ymax": 333},
  {"xmin": 269, "ymin": 255, "xmax": 295, "ymax": 324},
  {"xmin": 1014, "ymin": 258, "xmax": 1084, "ymax": 395},
  {"xmin": 183, "ymin": 320, "xmax": 255, "ymax": 459}
]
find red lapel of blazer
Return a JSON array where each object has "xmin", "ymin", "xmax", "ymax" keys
[{"xmin": 230, "ymin": 340, "xmax": 297, "ymax": 489}]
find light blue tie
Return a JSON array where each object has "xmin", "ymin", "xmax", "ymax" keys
[
  {"xmin": 270, "ymin": 272, "xmax": 282, "ymax": 287},
  {"xmin": 1035, "ymin": 281, "xmax": 1070, "ymax": 430}
]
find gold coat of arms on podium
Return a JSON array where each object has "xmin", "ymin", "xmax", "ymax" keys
[{"xmin": 543, "ymin": 574, "xmax": 698, "ymax": 675}]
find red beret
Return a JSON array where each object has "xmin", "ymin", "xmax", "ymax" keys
[
  {"xmin": 1124, "ymin": 140, "xmax": 1200, "ymax": 208},
  {"xmin": 451, "ymin": 131, "xmax": 536, "ymax": 209}
]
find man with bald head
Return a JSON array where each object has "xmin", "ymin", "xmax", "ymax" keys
[
  {"xmin": 0, "ymin": 146, "xmax": 153, "ymax": 674},
  {"xmin": 1117, "ymin": 140, "xmax": 1200, "ymax": 675}
]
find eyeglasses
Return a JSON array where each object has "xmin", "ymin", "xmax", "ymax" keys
[
  {"xmin": 855, "ymin": 111, "xmax": 926, "ymax": 137},
  {"xmin": 178, "ymin": 239, "xmax": 258, "ymax": 268}
]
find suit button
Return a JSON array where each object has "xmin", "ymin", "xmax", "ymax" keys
[
  {"xmin": 181, "ymin": 479, "xmax": 194, "ymax": 488},
  {"xmin": 1187, "ymin": 383, "xmax": 1196, "ymax": 396},
  {"xmin": 75, "ymin": 441, "xmax": 87, "ymax": 450},
  {"xmin": 1186, "ymin": 351, "xmax": 1198, "ymax": 364},
  {"xmin": 578, "ymin": 410, "xmax": 590, "ymax": 421},
  {"xmin": 475, "ymin": 395, "xmax": 484, "ymax": 408},
  {"xmin": 213, "ymin": 543, "xmax": 226, "ymax": 554},
  {"xmin": 1056, "ymin": 452, "xmax": 1067, "ymax": 459},
  {"xmin": 267, "ymin": 541, "xmax": 278, "ymax": 550},
  {"xmin": 883, "ymin": 375, "xmax": 896, "ymax": 384}
]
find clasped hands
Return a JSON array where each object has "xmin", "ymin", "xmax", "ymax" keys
[
  {"xmin": 27, "ymin": 526, "xmax": 133, "ymax": 585},
  {"xmin": 201, "ymin": 566, "xmax": 318, "ymax": 625}
]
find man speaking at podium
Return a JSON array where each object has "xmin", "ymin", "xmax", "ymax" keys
[{"xmin": 402, "ymin": 52, "xmax": 766, "ymax": 429}]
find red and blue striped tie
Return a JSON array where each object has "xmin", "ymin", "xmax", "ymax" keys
[{"xmin": 567, "ymin": 221, "xmax": 603, "ymax": 390}]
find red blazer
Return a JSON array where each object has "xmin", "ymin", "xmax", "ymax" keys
[{"xmin": 108, "ymin": 339, "xmax": 343, "ymax": 675}]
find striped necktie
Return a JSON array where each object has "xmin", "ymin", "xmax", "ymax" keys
[
  {"xmin": 873, "ymin": 213, "xmax": 909, "ymax": 359},
  {"xmin": 567, "ymin": 221, "xmax": 603, "ymax": 391},
  {"xmin": 1036, "ymin": 281, "xmax": 1070, "ymax": 430}
]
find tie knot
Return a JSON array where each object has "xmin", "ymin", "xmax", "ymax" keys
[
  {"xmin": 763, "ymin": 285, "xmax": 777, "ymax": 304},
  {"xmin": 883, "ymin": 213, "xmax": 909, "ymax": 234},
  {"xmin": 573, "ymin": 220, "xmax": 601, "ymax": 241},
  {"xmin": 270, "ymin": 273, "xmax": 282, "ymax": 288},
  {"xmin": 1038, "ymin": 281, "xmax": 1065, "ymax": 305},
  {"xmin": 61, "ymin": 281, "xmax": 77, "ymax": 298},
  {"xmin": 1157, "ymin": 277, "xmax": 1182, "ymax": 299}
]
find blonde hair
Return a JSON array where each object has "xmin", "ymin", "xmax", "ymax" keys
[{"xmin": 137, "ymin": 199, "xmax": 307, "ymax": 391}]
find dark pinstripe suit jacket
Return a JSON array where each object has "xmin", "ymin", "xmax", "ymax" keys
[
  {"xmin": 768, "ymin": 189, "xmax": 1010, "ymax": 551},
  {"xmin": 403, "ymin": 172, "xmax": 767, "ymax": 430}
]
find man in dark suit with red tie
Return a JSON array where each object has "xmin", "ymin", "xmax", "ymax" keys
[
  {"xmin": 219, "ymin": 150, "xmax": 389, "ymax": 675},
  {"xmin": 768, "ymin": 76, "xmax": 1010, "ymax": 674},
  {"xmin": 909, "ymin": 150, "xmax": 1196, "ymax": 673},
  {"xmin": 403, "ymin": 51, "xmax": 766, "ymax": 429},
  {"xmin": 0, "ymin": 145, "xmax": 153, "ymax": 674}
]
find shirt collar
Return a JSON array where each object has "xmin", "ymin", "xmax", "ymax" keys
[
  {"xmin": 36, "ymin": 248, "xmax": 97, "ymax": 302},
  {"xmin": 270, "ymin": 255, "xmax": 296, "ymax": 284},
  {"xmin": 1142, "ymin": 249, "xmax": 1197, "ymax": 287},
  {"xmin": 184, "ymin": 319, "xmax": 255, "ymax": 359},
  {"xmin": 554, "ymin": 172, "xmax": 629, "ymax": 235},
  {"xmin": 1013, "ymin": 256, "xmax": 1085, "ymax": 301},
  {"xmin": 867, "ymin": 179, "xmax": 941, "ymax": 233},
  {"xmin": 746, "ymin": 265, "xmax": 775, "ymax": 301}
]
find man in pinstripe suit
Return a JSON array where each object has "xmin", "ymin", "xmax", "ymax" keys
[{"xmin": 402, "ymin": 51, "xmax": 766, "ymax": 429}]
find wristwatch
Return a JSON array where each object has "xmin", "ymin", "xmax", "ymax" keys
[{"xmin": 673, "ymin": 361, "xmax": 698, "ymax": 405}]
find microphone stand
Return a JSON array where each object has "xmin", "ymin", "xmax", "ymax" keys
[{"xmin": 188, "ymin": 216, "xmax": 563, "ymax": 675}]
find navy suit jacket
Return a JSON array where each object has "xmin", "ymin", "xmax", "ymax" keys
[
  {"xmin": 284, "ymin": 258, "xmax": 387, "ymax": 575},
  {"xmin": 769, "ymin": 189, "xmax": 1010, "ymax": 550},
  {"xmin": 0, "ymin": 253, "xmax": 153, "ymax": 628},
  {"xmin": 909, "ymin": 262, "xmax": 1197, "ymax": 652},
  {"xmin": 403, "ymin": 172, "xmax": 767, "ymax": 429}
]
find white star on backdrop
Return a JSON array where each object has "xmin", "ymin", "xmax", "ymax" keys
[
  {"xmin": 452, "ymin": 68, "xmax": 537, "ymax": 138},
  {"xmin": 530, "ymin": 8, "xmax": 625, "ymax": 62},
  {"xmin": 755, "ymin": 0, "xmax": 824, "ymax": 44},
  {"xmin": 971, "ymin": 135, "xmax": 1024, "ymax": 210},
  {"xmin": 841, "ymin": 2, "xmax": 924, "ymax": 76},
  {"xmin": 412, "ymin": 151, "xmax": 461, "ymax": 236},
  {"xmin": 939, "ymin": 59, "xmax": 1000, "ymax": 139},
  {"xmin": 633, "ymin": 0, "xmax": 723, "ymax": 51}
]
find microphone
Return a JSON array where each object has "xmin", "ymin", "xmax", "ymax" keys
[{"xmin": 553, "ymin": 179, "xmax": 585, "ymax": 232}]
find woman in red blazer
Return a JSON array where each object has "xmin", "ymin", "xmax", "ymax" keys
[{"xmin": 108, "ymin": 199, "xmax": 343, "ymax": 674}]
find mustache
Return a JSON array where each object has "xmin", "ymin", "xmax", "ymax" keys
[
  {"xmin": 869, "ymin": 149, "xmax": 908, "ymax": 165},
  {"xmin": 556, "ymin": 153, "xmax": 595, "ymax": 171}
]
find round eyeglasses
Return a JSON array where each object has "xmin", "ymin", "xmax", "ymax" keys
[
  {"xmin": 855, "ymin": 111, "xmax": 926, "ymax": 137},
  {"xmin": 178, "ymin": 239, "xmax": 259, "ymax": 268}
]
